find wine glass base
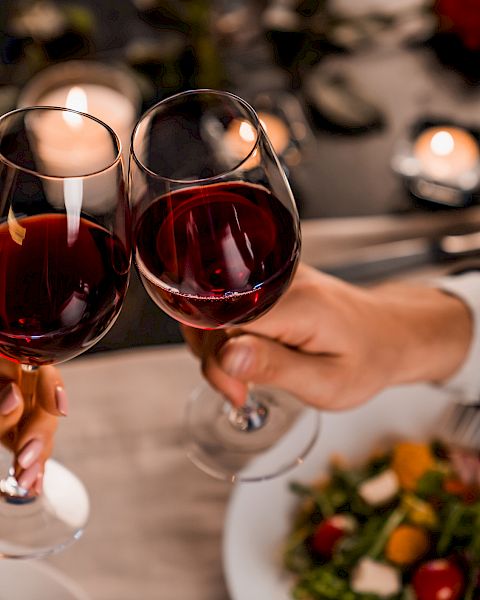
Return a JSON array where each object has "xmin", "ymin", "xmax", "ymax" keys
[
  {"xmin": 0, "ymin": 456, "xmax": 89, "ymax": 559},
  {"xmin": 184, "ymin": 383, "xmax": 320, "ymax": 483}
]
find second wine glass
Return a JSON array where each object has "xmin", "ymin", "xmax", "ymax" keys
[
  {"xmin": 0, "ymin": 106, "xmax": 130, "ymax": 556},
  {"xmin": 130, "ymin": 89, "xmax": 319, "ymax": 482}
]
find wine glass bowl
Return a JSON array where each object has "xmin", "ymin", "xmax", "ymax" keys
[
  {"xmin": 0, "ymin": 107, "xmax": 130, "ymax": 368},
  {"xmin": 0, "ymin": 106, "xmax": 130, "ymax": 557},
  {"xmin": 130, "ymin": 90, "xmax": 319, "ymax": 482},
  {"xmin": 133, "ymin": 180, "xmax": 299, "ymax": 329},
  {"xmin": 130, "ymin": 90, "xmax": 301, "ymax": 329}
]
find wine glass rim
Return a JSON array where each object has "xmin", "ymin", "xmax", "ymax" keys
[
  {"xmin": 130, "ymin": 88, "xmax": 263, "ymax": 184},
  {"xmin": 0, "ymin": 105, "xmax": 123, "ymax": 180}
]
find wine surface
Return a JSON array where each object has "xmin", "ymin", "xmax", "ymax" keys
[
  {"xmin": 134, "ymin": 182, "xmax": 299, "ymax": 328},
  {"xmin": 0, "ymin": 213, "xmax": 129, "ymax": 365}
]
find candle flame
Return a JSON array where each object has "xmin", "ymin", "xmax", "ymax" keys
[
  {"xmin": 63, "ymin": 86, "xmax": 88, "ymax": 128},
  {"xmin": 430, "ymin": 131, "xmax": 455, "ymax": 157},
  {"xmin": 239, "ymin": 121, "xmax": 256, "ymax": 143}
]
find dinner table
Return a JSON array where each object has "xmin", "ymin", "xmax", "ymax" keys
[{"xmin": 11, "ymin": 5, "xmax": 480, "ymax": 593}]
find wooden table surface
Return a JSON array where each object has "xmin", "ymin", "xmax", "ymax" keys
[{"xmin": 47, "ymin": 345, "xmax": 231, "ymax": 600}]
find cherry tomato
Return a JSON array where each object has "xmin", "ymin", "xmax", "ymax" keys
[
  {"xmin": 311, "ymin": 515, "xmax": 353, "ymax": 558},
  {"xmin": 412, "ymin": 559, "xmax": 464, "ymax": 600},
  {"xmin": 443, "ymin": 478, "xmax": 480, "ymax": 505}
]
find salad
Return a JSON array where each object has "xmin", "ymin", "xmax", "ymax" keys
[{"xmin": 284, "ymin": 440, "xmax": 480, "ymax": 599}]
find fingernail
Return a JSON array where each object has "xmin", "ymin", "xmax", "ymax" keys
[
  {"xmin": 221, "ymin": 343, "xmax": 253, "ymax": 377},
  {"xmin": 17, "ymin": 439, "xmax": 43, "ymax": 470},
  {"xmin": 0, "ymin": 383, "xmax": 21, "ymax": 416},
  {"xmin": 55, "ymin": 385, "xmax": 68, "ymax": 416},
  {"xmin": 18, "ymin": 462, "xmax": 41, "ymax": 491}
]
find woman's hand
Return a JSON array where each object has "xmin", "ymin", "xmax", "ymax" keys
[
  {"xmin": 0, "ymin": 362, "xmax": 67, "ymax": 495},
  {"xmin": 183, "ymin": 264, "xmax": 472, "ymax": 410}
]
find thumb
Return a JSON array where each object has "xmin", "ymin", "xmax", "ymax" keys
[{"xmin": 218, "ymin": 335, "xmax": 333, "ymax": 409}]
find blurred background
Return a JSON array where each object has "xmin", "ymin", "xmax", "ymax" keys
[{"xmin": 1, "ymin": 0, "xmax": 480, "ymax": 351}]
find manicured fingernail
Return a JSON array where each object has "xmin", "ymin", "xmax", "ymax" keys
[
  {"xmin": 221, "ymin": 343, "xmax": 253, "ymax": 377},
  {"xmin": 0, "ymin": 383, "xmax": 21, "ymax": 416},
  {"xmin": 18, "ymin": 462, "xmax": 41, "ymax": 491},
  {"xmin": 17, "ymin": 439, "xmax": 43, "ymax": 470},
  {"xmin": 55, "ymin": 385, "xmax": 68, "ymax": 416}
]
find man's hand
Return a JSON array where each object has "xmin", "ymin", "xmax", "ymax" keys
[{"xmin": 183, "ymin": 264, "xmax": 471, "ymax": 410}]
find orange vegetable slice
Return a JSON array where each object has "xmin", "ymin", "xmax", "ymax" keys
[
  {"xmin": 386, "ymin": 524, "xmax": 429, "ymax": 566},
  {"xmin": 391, "ymin": 442, "xmax": 435, "ymax": 491}
]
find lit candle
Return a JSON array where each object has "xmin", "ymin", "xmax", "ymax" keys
[
  {"xmin": 29, "ymin": 91, "xmax": 116, "ymax": 177},
  {"xmin": 413, "ymin": 126, "xmax": 480, "ymax": 183},
  {"xmin": 258, "ymin": 112, "xmax": 290, "ymax": 156},
  {"xmin": 17, "ymin": 61, "xmax": 141, "ymax": 163},
  {"xmin": 26, "ymin": 105, "xmax": 120, "ymax": 216},
  {"xmin": 37, "ymin": 83, "xmax": 136, "ymax": 162},
  {"xmin": 223, "ymin": 111, "xmax": 291, "ymax": 170}
]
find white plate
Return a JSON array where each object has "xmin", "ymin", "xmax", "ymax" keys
[
  {"xmin": 0, "ymin": 560, "xmax": 90, "ymax": 600},
  {"xmin": 223, "ymin": 383, "xmax": 451, "ymax": 600}
]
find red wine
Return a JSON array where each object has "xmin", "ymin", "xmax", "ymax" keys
[
  {"xmin": 134, "ymin": 182, "xmax": 300, "ymax": 329},
  {"xmin": 0, "ymin": 213, "xmax": 130, "ymax": 366}
]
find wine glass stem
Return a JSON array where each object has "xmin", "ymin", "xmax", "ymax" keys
[
  {"xmin": 228, "ymin": 392, "xmax": 269, "ymax": 432},
  {"xmin": 0, "ymin": 364, "xmax": 39, "ymax": 499},
  {"xmin": 19, "ymin": 364, "xmax": 39, "ymax": 413}
]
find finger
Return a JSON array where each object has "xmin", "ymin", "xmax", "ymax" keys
[
  {"xmin": 236, "ymin": 265, "xmax": 368, "ymax": 356},
  {"xmin": 181, "ymin": 326, "xmax": 248, "ymax": 405},
  {"xmin": 182, "ymin": 264, "xmax": 326, "ymax": 356},
  {"xmin": 35, "ymin": 366, "xmax": 68, "ymax": 417},
  {"xmin": 217, "ymin": 334, "xmax": 344, "ymax": 410},
  {"xmin": 202, "ymin": 352, "xmax": 249, "ymax": 407},
  {"xmin": 14, "ymin": 405, "xmax": 57, "ymax": 492},
  {"xmin": 15, "ymin": 404, "xmax": 57, "ymax": 460},
  {"xmin": 230, "ymin": 265, "xmax": 328, "ymax": 349},
  {"xmin": 0, "ymin": 382, "xmax": 23, "ymax": 440}
]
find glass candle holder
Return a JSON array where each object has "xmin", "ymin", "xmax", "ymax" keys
[
  {"xmin": 251, "ymin": 90, "xmax": 315, "ymax": 169},
  {"xmin": 392, "ymin": 118, "xmax": 480, "ymax": 207}
]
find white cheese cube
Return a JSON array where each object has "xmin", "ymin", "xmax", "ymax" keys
[
  {"xmin": 351, "ymin": 557, "xmax": 401, "ymax": 597},
  {"xmin": 358, "ymin": 469, "xmax": 399, "ymax": 506}
]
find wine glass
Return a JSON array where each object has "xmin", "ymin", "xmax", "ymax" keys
[
  {"xmin": 0, "ymin": 106, "xmax": 130, "ymax": 556},
  {"xmin": 130, "ymin": 89, "xmax": 319, "ymax": 482}
]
